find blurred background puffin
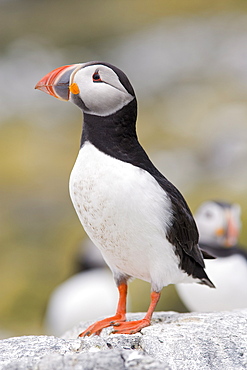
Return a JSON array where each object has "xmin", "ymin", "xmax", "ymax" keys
[
  {"xmin": 176, "ymin": 200, "xmax": 247, "ymax": 312},
  {"xmin": 44, "ymin": 239, "xmax": 120, "ymax": 336}
]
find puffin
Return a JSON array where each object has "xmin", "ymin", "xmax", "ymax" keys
[
  {"xmin": 45, "ymin": 240, "xmax": 119, "ymax": 336},
  {"xmin": 35, "ymin": 61, "xmax": 214, "ymax": 336},
  {"xmin": 176, "ymin": 200, "xmax": 247, "ymax": 312}
]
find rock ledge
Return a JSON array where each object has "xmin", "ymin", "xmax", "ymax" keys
[{"xmin": 0, "ymin": 310, "xmax": 247, "ymax": 369}]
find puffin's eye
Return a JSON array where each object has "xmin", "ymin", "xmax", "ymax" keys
[
  {"xmin": 204, "ymin": 211, "xmax": 213, "ymax": 218},
  {"xmin": 92, "ymin": 71, "xmax": 102, "ymax": 82}
]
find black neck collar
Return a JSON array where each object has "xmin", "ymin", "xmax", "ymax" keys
[
  {"xmin": 80, "ymin": 99, "xmax": 155, "ymax": 170},
  {"xmin": 81, "ymin": 98, "xmax": 137, "ymax": 144},
  {"xmin": 79, "ymin": 98, "xmax": 182, "ymax": 192},
  {"xmin": 199, "ymin": 242, "xmax": 247, "ymax": 259}
]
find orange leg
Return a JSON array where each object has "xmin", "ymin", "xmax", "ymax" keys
[
  {"xmin": 112, "ymin": 291, "xmax": 161, "ymax": 334},
  {"xmin": 79, "ymin": 283, "xmax": 127, "ymax": 337}
]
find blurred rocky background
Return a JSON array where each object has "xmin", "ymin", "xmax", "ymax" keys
[{"xmin": 1, "ymin": 0, "xmax": 247, "ymax": 337}]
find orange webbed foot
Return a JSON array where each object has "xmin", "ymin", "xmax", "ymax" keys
[
  {"xmin": 112, "ymin": 318, "xmax": 150, "ymax": 334},
  {"xmin": 79, "ymin": 313, "xmax": 126, "ymax": 337},
  {"xmin": 79, "ymin": 282, "xmax": 128, "ymax": 337}
]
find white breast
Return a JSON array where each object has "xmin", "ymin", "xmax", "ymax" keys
[{"xmin": 69, "ymin": 142, "xmax": 192, "ymax": 291}]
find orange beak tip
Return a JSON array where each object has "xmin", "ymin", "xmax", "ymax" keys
[{"xmin": 34, "ymin": 83, "xmax": 47, "ymax": 93}]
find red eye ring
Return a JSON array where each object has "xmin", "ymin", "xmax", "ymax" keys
[{"xmin": 92, "ymin": 71, "xmax": 102, "ymax": 82}]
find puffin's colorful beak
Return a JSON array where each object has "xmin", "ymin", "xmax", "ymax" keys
[
  {"xmin": 215, "ymin": 210, "xmax": 240, "ymax": 247},
  {"xmin": 224, "ymin": 211, "xmax": 239, "ymax": 247},
  {"xmin": 35, "ymin": 64, "xmax": 82, "ymax": 101}
]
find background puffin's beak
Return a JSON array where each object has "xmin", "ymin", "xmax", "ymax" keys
[
  {"xmin": 35, "ymin": 64, "xmax": 82, "ymax": 101},
  {"xmin": 225, "ymin": 211, "xmax": 239, "ymax": 247},
  {"xmin": 215, "ymin": 210, "xmax": 240, "ymax": 247}
]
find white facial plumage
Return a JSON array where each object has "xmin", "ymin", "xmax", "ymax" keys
[
  {"xmin": 195, "ymin": 201, "xmax": 241, "ymax": 245},
  {"xmin": 69, "ymin": 64, "xmax": 134, "ymax": 116}
]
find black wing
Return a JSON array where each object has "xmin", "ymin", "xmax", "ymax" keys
[{"xmin": 150, "ymin": 170, "xmax": 215, "ymax": 288}]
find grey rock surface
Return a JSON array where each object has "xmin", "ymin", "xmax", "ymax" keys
[{"xmin": 0, "ymin": 310, "xmax": 247, "ymax": 369}]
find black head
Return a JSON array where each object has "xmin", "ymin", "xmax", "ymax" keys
[{"xmin": 35, "ymin": 61, "xmax": 136, "ymax": 117}]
